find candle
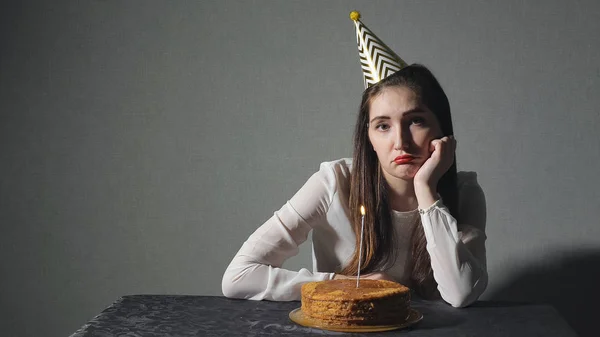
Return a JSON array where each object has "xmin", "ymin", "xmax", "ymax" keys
[{"xmin": 356, "ymin": 205, "xmax": 365, "ymax": 288}]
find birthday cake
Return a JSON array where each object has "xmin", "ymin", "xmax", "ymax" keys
[{"xmin": 300, "ymin": 279, "xmax": 411, "ymax": 326}]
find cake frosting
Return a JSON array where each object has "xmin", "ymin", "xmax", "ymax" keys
[{"xmin": 300, "ymin": 279, "xmax": 411, "ymax": 326}]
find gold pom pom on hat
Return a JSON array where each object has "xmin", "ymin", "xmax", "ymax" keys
[
  {"xmin": 349, "ymin": 11, "xmax": 361, "ymax": 21},
  {"xmin": 349, "ymin": 11, "xmax": 408, "ymax": 88}
]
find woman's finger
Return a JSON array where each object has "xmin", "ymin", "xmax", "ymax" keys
[{"xmin": 430, "ymin": 138, "xmax": 441, "ymax": 152}]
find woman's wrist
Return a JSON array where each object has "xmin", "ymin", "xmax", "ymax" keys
[
  {"xmin": 414, "ymin": 182, "xmax": 438, "ymax": 209},
  {"xmin": 414, "ymin": 179, "xmax": 436, "ymax": 191},
  {"xmin": 333, "ymin": 273, "xmax": 351, "ymax": 280}
]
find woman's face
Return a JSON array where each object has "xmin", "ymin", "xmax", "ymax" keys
[{"xmin": 368, "ymin": 86, "xmax": 443, "ymax": 182}]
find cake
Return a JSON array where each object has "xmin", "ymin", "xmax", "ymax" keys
[{"xmin": 300, "ymin": 279, "xmax": 411, "ymax": 326}]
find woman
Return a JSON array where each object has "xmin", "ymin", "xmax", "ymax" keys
[{"xmin": 221, "ymin": 64, "xmax": 488, "ymax": 307}]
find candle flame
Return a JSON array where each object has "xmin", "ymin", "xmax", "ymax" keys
[{"xmin": 360, "ymin": 205, "xmax": 365, "ymax": 215}]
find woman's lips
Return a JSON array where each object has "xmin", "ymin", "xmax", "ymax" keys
[{"xmin": 394, "ymin": 155, "xmax": 416, "ymax": 164}]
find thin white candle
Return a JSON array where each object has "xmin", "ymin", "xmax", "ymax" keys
[{"xmin": 356, "ymin": 205, "xmax": 366, "ymax": 288}]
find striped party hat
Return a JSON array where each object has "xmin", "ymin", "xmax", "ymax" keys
[{"xmin": 350, "ymin": 11, "xmax": 408, "ymax": 88}]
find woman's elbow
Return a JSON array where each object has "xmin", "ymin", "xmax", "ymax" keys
[
  {"xmin": 445, "ymin": 273, "xmax": 488, "ymax": 308},
  {"xmin": 221, "ymin": 270, "xmax": 246, "ymax": 299},
  {"xmin": 221, "ymin": 267, "xmax": 265, "ymax": 300},
  {"xmin": 444, "ymin": 290, "xmax": 477, "ymax": 308},
  {"xmin": 447, "ymin": 294, "xmax": 476, "ymax": 308}
]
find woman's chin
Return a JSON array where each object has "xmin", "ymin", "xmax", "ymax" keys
[
  {"xmin": 397, "ymin": 165, "xmax": 420, "ymax": 178},
  {"xmin": 383, "ymin": 165, "xmax": 420, "ymax": 181},
  {"xmin": 398, "ymin": 174, "xmax": 417, "ymax": 181}
]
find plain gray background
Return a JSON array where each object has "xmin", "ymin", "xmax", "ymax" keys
[{"xmin": 1, "ymin": 1, "xmax": 599, "ymax": 336}]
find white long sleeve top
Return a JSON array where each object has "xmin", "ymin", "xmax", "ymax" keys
[{"xmin": 222, "ymin": 158, "xmax": 488, "ymax": 307}]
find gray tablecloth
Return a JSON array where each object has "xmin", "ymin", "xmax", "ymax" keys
[{"xmin": 70, "ymin": 295, "xmax": 576, "ymax": 336}]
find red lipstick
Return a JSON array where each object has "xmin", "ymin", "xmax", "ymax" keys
[{"xmin": 394, "ymin": 155, "xmax": 415, "ymax": 165}]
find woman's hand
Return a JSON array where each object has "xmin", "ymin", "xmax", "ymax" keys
[
  {"xmin": 362, "ymin": 272, "xmax": 396, "ymax": 281},
  {"xmin": 414, "ymin": 136, "xmax": 456, "ymax": 190},
  {"xmin": 333, "ymin": 272, "xmax": 395, "ymax": 282},
  {"xmin": 413, "ymin": 136, "xmax": 456, "ymax": 209}
]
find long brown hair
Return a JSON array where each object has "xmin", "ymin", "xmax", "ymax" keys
[{"xmin": 341, "ymin": 64, "xmax": 459, "ymax": 299}]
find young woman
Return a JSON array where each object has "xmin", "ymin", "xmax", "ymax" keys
[{"xmin": 221, "ymin": 64, "xmax": 487, "ymax": 307}]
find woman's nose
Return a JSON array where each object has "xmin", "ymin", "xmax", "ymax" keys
[{"xmin": 393, "ymin": 128, "xmax": 411, "ymax": 150}]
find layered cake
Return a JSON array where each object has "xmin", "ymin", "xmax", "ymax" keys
[{"xmin": 300, "ymin": 279, "xmax": 411, "ymax": 326}]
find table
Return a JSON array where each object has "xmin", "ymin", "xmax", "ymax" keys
[{"xmin": 69, "ymin": 295, "xmax": 576, "ymax": 336}]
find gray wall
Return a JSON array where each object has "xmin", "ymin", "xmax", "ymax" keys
[{"xmin": 1, "ymin": 1, "xmax": 599, "ymax": 336}]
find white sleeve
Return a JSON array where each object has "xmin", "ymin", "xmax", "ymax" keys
[
  {"xmin": 221, "ymin": 163, "xmax": 339, "ymax": 301},
  {"xmin": 419, "ymin": 173, "xmax": 488, "ymax": 307}
]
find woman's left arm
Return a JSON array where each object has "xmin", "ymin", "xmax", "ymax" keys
[
  {"xmin": 414, "ymin": 137, "xmax": 487, "ymax": 307},
  {"xmin": 417, "ymin": 175, "xmax": 488, "ymax": 308}
]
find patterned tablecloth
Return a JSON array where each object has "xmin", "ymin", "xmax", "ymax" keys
[{"xmin": 70, "ymin": 295, "xmax": 576, "ymax": 337}]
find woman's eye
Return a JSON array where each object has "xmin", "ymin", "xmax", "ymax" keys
[
  {"xmin": 375, "ymin": 123, "xmax": 390, "ymax": 131},
  {"xmin": 411, "ymin": 117, "xmax": 426, "ymax": 126}
]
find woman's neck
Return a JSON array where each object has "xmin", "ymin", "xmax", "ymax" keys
[{"xmin": 384, "ymin": 174, "xmax": 418, "ymax": 212}]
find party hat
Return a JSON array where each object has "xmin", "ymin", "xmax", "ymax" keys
[{"xmin": 350, "ymin": 11, "xmax": 408, "ymax": 88}]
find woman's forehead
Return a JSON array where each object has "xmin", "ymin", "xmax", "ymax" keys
[{"xmin": 369, "ymin": 87, "xmax": 428, "ymax": 117}]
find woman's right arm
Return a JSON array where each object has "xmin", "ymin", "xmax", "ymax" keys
[{"xmin": 221, "ymin": 162, "xmax": 340, "ymax": 301}]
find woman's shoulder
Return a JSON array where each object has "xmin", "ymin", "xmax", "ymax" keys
[
  {"xmin": 317, "ymin": 158, "xmax": 353, "ymax": 177},
  {"xmin": 456, "ymin": 171, "xmax": 485, "ymax": 204},
  {"xmin": 457, "ymin": 171, "xmax": 480, "ymax": 189},
  {"xmin": 456, "ymin": 171, "xmax": 485, "ymax": 203},
  {"xmin": 288, "ymin": 158, "xmax": 352, "ymax": 219},
  {"xmin": 456, "ymin": 171, "xmax": 486, "ymax": 229},
  {"xmin": 309, "ymin": 158, "xmax": 353, "ymax": 198}
]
